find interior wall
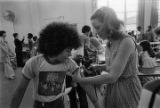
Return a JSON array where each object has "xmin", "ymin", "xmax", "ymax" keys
[
  {"xmin": 0, "ymin": 0, "xmax": 93, "ymax": 51},
  {"xmin": 37, "ymin": 0, "xmax": 87, "ymax": 33},
  {"xmin": 0, "ymin": 0, "xmax": 37, "ymax": 50}
]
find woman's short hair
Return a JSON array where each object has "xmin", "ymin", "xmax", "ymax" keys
[
  {"xmin": 91, "ymin": 7, "xmax": 124, "ymax": 40},
  {"xmin": 0, "ymin": 30, "xmax": 6, "ymax": 37},
  {"xmin": 38, "ymin": 22, "xmax": 81, "ymax": 57}
]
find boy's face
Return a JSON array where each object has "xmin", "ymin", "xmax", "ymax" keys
[{"xmin": 56, "ymin": 48, "xmax": 72, "ymax": 62}]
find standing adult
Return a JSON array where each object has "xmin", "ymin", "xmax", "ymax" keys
[
  {"xmin": 143, "ymin": 25, "xmax": 157, "ymax": 42},
  {"xmin": 31, "ymin": 36, "xmax": 38, "ymax": 57},
  {"xmin": 136, "ymin": 26, "xmax": 143, "ymax": 42},
  {"xmin": 73, "ymin": 7, "xmax": 142, "ymax": 108},
  {"xmin": 0, "ymin": 31, "xmax": 15, "ymax": 79},
  {"xmin": 27, "ymin": 33, "xmax": 33, "ymax": 53},
  {"xmin": 13, "ymin": 33, "xmax": 24, "ymax": 67},
  {"xmin": 89, "ymin": 31, "xmax": 104, "ymax": 54},
  {"xmin": 81, "ymin": 25, "xmax": 92, "ymax": 57}
]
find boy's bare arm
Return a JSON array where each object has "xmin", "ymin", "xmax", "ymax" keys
[{"xmin": 10, "ymin": 76, "xmax": 30, "ymax": 108}]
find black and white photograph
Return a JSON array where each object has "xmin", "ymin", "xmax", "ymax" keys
[{"xmin": 0, "ymin": 0, "xmax": 160, "ymax": 108}]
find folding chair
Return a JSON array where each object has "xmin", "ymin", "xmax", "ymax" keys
[{"xmin": 138, "ymin": 79, "xmax": 160, "ymax": 108}]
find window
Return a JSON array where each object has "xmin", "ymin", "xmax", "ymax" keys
[
  {"xmin": 97, "ymin": 0, "xmax": 138, "ymax": 31},
  {"xmin": 158, "ymin": 0, "xmax": 160, "ymax": 26}
]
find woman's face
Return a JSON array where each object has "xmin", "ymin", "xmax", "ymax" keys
[{"xmin": 91, "ymin": 19, "xmax": 104, "ymax": 39}]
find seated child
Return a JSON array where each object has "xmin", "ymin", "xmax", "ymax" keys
[
  {"xmin": 139, "ymin": 40, "xmax": 157, "ymax": 69},
  {"xmin": 139, "ymin": 40, "xmax": 157, "ymax": 85},
  {"xmin": 10, "ymin": 22, "xmax": 81, "ymax": 108}
]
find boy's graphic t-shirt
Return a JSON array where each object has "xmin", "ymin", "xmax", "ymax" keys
[
  {"xmin": 22, "ymin": 55, "xmax": 78, "ymax": 102},
  {"xmin": 38, "ymin": 71, "xmax": 65, "ymax": 96}
]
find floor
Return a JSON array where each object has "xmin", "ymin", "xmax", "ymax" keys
[
  {"xmin": 0, "ymin": 68, "xmax": 95, "ymax": 108},
  {"xmin": 2, "ymin": 66, "xmax": 159, "ymax": 108}
]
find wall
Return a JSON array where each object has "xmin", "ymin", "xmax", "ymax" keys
[
  {"xmin": 37, "ymin": 0, "xmax": 87, "ymax": 33},
  {"xmin": 0, "ymin": 0, "xmax": 39, "ymax": 50},
  {"xmin": 0, "ymin": 0, "xmax": 93, "ymax": 51}
]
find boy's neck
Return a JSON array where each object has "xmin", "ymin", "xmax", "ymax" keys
[{"xmin": 44, "ymin": 56, "xmax": 62, "ymax": 65}]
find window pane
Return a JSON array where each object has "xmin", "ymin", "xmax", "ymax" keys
[
  {"xmin": 158, "ymin": 0, "xmax": 160, "ymax": 24},
  {"xmin": 97, "ymin": 0, "xmax": 138, "ymax": 30},
  {"xmin": 117, "ymin": 12, "xmax": 125, "ymax": 21},
  {"xmin": 126, "ymin": 0, "xmax": 138, "ymax": 11},
  {"xmin": 158, "ymin": 9, "xmax": 160, "ymax": 24},
  {"xmin": 97, "ymin": 0, "xmax": 108, "ymax": 9},
  {"xmin": 109, "ymin": 0, "xmax": 125, "ymax": 12},
  {"xmin": 126, "ymin": 12, "xmax": 137, "ymax": 24},
  {"xmin": 126, "ymin": 24, "xmax": 136, "ymax": 31}
]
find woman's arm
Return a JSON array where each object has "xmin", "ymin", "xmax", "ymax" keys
[
  {"xmin": 73, "ymin": 38, "xmax": 135, "ymax": 84},
  {"xmin": 90, "ymin": 64, "xmax": 106, "ymax": 72},
  {"xmin": 10, "ymin": 76, "xmax": 30, "ymax": 108}
]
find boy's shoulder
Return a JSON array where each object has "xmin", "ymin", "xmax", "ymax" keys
[{"xmin": 26, "ymin": 54, "xmax": 43, "ymax": 65}]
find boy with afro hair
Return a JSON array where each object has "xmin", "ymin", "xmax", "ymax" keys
[{"xmin": 11, "ymin": 22, "xmax": 81, "ymax": 108}]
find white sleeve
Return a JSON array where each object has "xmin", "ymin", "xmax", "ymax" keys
[
  {"xmin": 65, "ymin": 58, "xmax": 78, "ymax": 75},
  {"xmin": 22, "ymin": 57, "xmax": 38, "ymax": 79}
]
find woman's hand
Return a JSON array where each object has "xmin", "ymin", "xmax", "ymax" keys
[{"xmin": 72, "ymin": 67, "xmax": 82, "ymax": 83}]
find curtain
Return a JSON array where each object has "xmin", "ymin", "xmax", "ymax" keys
[
  {"xmin": 137, "ymin": 0, "xmax": 145, "ymax": 32},
  {"xmin": 150, "ymin": 0, "xmax": 159, "ymax": 28}
]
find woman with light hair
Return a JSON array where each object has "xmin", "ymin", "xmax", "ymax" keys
[{"xmin": 73, "ymin": 7, "xmax": 142, "ymax": 108}]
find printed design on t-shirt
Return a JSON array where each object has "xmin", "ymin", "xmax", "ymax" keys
[{"xmin": 38, "ymin": 71, "xmax": 65, "ymax": 96}]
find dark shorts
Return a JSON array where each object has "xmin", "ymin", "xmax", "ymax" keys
[{"xmin": 33, "ymin": 98, "xmax": 64, "ymax": 108}]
